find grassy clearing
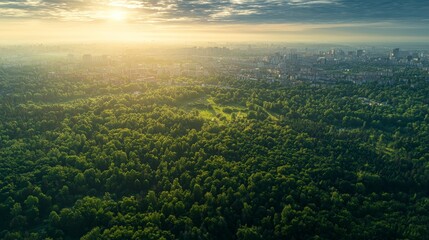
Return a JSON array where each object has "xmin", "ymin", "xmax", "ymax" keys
[{"xmin": 177, "ymin": 94, "xmax": 249, "ymax": 122}]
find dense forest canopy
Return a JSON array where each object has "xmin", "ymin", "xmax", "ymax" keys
[{"xmin": 0, "ymin": 65, "xmax": 429, "ymax": 239}]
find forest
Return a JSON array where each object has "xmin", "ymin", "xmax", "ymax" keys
[{"xmin": 0, "ymin": 65, "xmax": 429, "ymax": 239}]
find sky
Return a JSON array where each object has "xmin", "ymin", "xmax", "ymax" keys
[{"xmin": 0, "ymin": 0, "xmax": 428, "ymax": 44}]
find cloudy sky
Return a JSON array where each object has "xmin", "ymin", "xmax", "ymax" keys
[{"xmin": 0, "ymin": 0, "xmax": 428, "ymax": 43}]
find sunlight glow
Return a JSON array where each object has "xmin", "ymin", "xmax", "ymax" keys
[{"xmin": 108, "ymin": 10, "xmax": 127, "ymax": 21}]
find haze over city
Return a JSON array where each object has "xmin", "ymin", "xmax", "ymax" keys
[{"xmin": 1, "ymin": 0, "xmax": 429, "ymax": 44}]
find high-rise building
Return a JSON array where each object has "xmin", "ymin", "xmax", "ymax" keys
[{"xmin": 392, "ymin": 48, "xmax": 400, "ymax": 58}]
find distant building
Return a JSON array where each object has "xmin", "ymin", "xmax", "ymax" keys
[
  {"xmin": 392, "ymin": 48, "xmax": 400, "ymax": 58},
  {"xmin": 289, "ymin": 53, "xmax": 298, "ymax": 61},
  {"xmin": 67, "ymin": 54, "xmax": 74, "ymax": 63},
  {"xmin": 317, "ymin": 57, "xmax": 327, "ymax": 64},
  {"xmin": 357, "ymin": 50, "xmax": 364, "ymax": 57},
  {"xmin": 82, "ymin": 54, "xmax": 92, "ymax": 63}
]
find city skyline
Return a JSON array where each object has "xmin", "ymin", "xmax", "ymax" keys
[{"xmin": 0, "ymin": 0, "xmax": 428, "ymax": 44}]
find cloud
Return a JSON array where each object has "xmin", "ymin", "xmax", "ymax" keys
[
  {"xmin": 288, "ymin": 0, "xmax": 339, "ymax": 6},
  {"xmin": 0, "ymin": 0, "xmax": 427, "ymax": 24}
]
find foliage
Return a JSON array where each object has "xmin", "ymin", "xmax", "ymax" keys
[{"xmin": 1, "ymin": 67, "xmax": 429, "ymax": 239}]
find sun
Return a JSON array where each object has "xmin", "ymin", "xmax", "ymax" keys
[{"xmin": 108, "ymin": 10, "xmax": 127, "ymax": 21}]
